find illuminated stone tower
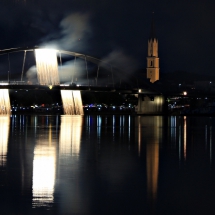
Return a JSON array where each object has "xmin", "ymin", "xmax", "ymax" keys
[{"xmin": 147, "ymin": 13, "xmax": 159, "ymax": 83}]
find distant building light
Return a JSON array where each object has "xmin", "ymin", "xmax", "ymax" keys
[{"xmin": 183, "ymin": 91, "xmax": 187, "ymax": 95}]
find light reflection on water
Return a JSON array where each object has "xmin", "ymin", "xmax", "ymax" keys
[
  {"xmin": 0, "ymin": 115, "xmax": 215, "ymax": 214},
  {"xmin": 32, "ymin": 120, "xmax": 57, "ymax": 208},
  {"xmin": 0, "ymin": 116, "xmax": 10, "ymax": 167},
  {"xmin": 58, "ymin": 115, "xmax": 86, "ymax": 215},
  {"xmin": 136, "ymin": 116, "xmax": 162, "ymax": 214},
  {"xmin": 183, "ymin": 116, "xmax": 187, "ymax": 160},
  {"xmin": 59, "ymin": 115, "xmax": 82, "ymax": 156}
]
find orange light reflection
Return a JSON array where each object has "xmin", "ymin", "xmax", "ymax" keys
[
  {"xmin": 32, "ymin": 123, "xmax": 57, "ymax": 208},
  {"xmin": 0, "ymin": 116, "xmax": 10, "ymax": 166},
  {"xmin": 183, "ymin": 116, "xmax": 187, "ymax": 160}
]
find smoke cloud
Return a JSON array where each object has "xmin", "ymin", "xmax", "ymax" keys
[
  {"xmin": 100, "ymin": 49, "xmax": 138, "ymax": 73},
  {"xmin": 26, "ymin": 66, "xmax": 37, "ymax": 83},
  {"xmin": 26, "ymin": 59, "xmax": 87, "ymax": 84},
  {"xmin": 26, "ymin": 12, "xmax": 138, "ymax": 85},
  {"xmin": 99, "ymin": 49, "xmax": 139, "ymax": 83},
  {"xmin": 40, "ymin": 13, "xmax": 91, "ymax": 51},
  {"xmin": 58, "ymin": 60, "xmax": 85, "ymax": 83}
]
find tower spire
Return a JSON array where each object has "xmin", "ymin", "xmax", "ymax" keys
[
  {"xmin": 146, "ymin": 13, "xmax": 159, "ymax": 83},
  {"xmin": 149, "ymin": 12, "xmax": 157, "ymax": 40}
]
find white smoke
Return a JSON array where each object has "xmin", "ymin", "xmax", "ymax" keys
[
  {"xmin": 26, "ymin": 12, "xmax": 91, "ymax": 83},
  {"xmin": 26, "ymin": 65, "xmax": 37, "ymax": 84},
  {"xmin": 40, "ymin": 13, "xmax": 91, "ymax": 51},
  {"xmin": 26, "ymin": 60, "xmax": 86, "ymax": 84},
  {"xmin": 26, "ymin": 13, "xmax": 138, "ymax": 85},
  {"xmin": 100, "ymin": 49, "xmax": 139, "ymax": 74},
  {"xmin": 58, "ymin": 60, "xmax": 85, "ymax": 83}
]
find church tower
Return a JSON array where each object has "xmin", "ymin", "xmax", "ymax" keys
[{"xmin": 146, "ymin": 13, "xmax": 159, "ymax": 83}]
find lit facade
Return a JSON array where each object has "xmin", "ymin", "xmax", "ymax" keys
[{"xmin": 146, "ymin": 15, "xmax": 159, "ymax": 83}]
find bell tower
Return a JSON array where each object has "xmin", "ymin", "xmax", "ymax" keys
[{"xmin": 146, "ymin": 13, "xmax": 159, "ymax": 83}]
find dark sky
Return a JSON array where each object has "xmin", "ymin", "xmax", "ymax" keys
[{"xmin": 0, "ymin": 0, "xmax": 215, "ymax": 76}]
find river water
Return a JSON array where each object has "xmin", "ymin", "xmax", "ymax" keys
[{"xmin": 0, "ymin": 114, "xmax": 215, "ymax": 215}]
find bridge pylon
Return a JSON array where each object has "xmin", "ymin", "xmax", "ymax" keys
[{"xmin": 136, "ymin": 94, "xmax": 165, "ymax": 114}]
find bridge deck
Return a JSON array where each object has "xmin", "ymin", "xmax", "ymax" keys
[
  {"xmin": 0, "ymin": 84, "xmax": 214, "ymax": 98},
  {"xmin": 0, "ymin": 84, "xmax": 159, "ymax": 95}
]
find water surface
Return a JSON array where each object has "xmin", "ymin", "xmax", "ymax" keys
[{"xmin": 0, "ymin": 115, "xmax": 215, "ymax": 215}]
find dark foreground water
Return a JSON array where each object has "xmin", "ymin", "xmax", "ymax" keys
[{"xmin": 0, "ymin": 114, "xmax": 215, "ymax": 215}]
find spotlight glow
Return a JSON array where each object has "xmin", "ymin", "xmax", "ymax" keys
[
  {"xmin": 35, "ymin": 49, "xmax": 59, "ymax": 85},
  {"xmin": 0, "ymin": 116, "xmax": 10, "ymax": 166},
  {"xmin": 32, "ymin": 124, "xmax": 57, "ymax": 208},
  {"xmin": 0, "ymin": 89, "xmax": 11, "ymax": 115},
  {"xmin": 60, "ymin": 116, "xmax": 82, "ymax": 156},
  {"xmin": 61, "ymin": 90, "xmax": 84, "ymax": 115}
]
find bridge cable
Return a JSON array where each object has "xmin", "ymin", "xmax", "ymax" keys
[
  {"xmin": 111, "ymin": 66, "xmax": 114, "ymax": 88},
  {"xmin": 7, "ymin": 54, "xmax": 11, "ymax": 83},
  {"xmin": 59, "ymin": 51, "xmax": 63, "ymax": 84},
  {"xmin": 85, "ymin": 56, "xmax": 89, "ymax": 87},
  {"xmin": 21, "ymin": 51, "xmax": 26, "ymax": 81},
  {"xmin": 59, "ymin": 51, "xmax": 62, "ymax": 68},
  {"xmin": 72, "ymin": 55, "xmax": 76, "ymax": 83},
  {"xmin": 96, "ymin": 66, "xmax": 99, "ymax": 86}
]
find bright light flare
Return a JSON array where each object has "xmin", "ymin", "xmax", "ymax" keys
[
  {"xmin": 61, "ymin": 90, "xmax": 84, "ymax": 115},
  {"xmin": 35, "ymin": 49, "xmax": 59, "ymax": 85},
  {"xmin": 60, "ymin": 116, "xmax": 82, "ymax": 156},
  {"xmin": 0, "ymin": 116, "xmax": 10, "ymax": 166},
  {"xmin": 32, "ymin": 151, "xmax": 56, "ymax": 206},
  {"xmin": 0, "ymin": 89, "xmax": 11, "ymax": 115},
  {"xmin": 32, "ymin": 124, "xmax": 57, "ymax": 208}
]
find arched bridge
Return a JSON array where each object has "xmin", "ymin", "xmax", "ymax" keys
[
  {"xmin": 0, "ymin": 47, "xmax": 164, "ymax": 115},
  {"xmin": 0, "ymin": 47, "xmax": 162, "ymax": 91}
]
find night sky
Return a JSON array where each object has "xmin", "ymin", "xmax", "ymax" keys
[{"xmin": 0, "ymin": 0, "xmax": 215, "ymax": 77}]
